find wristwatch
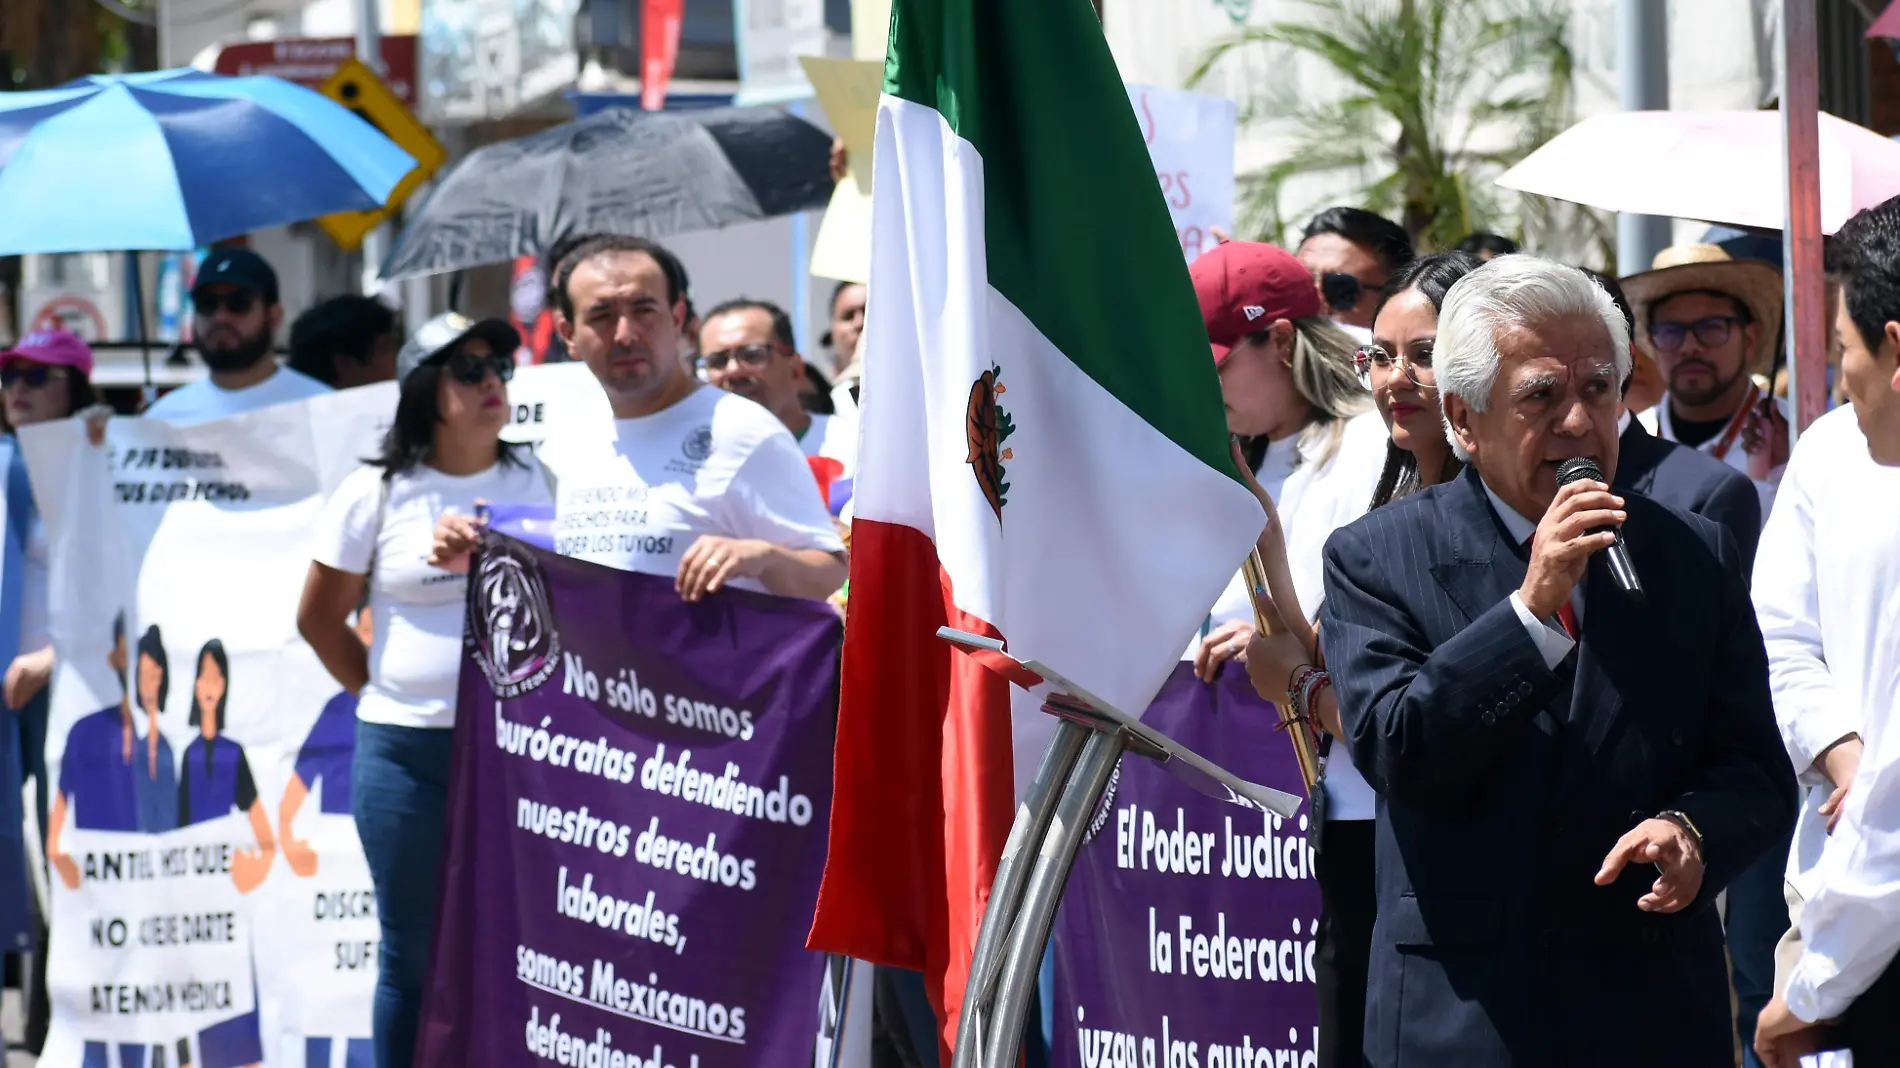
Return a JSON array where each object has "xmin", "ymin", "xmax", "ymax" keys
[{"xmin": 1656, "ymin": 809, "xmax": 1705, "ymax": 855}]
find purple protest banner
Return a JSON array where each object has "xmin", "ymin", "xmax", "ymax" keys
[
  {"xmin": 1054, "ymin": 663, "xmax": 1320, "ymax": 1068},
  {"xmin": 416, "ymin": 533, "xmax": 841, "ymax": 1068}
]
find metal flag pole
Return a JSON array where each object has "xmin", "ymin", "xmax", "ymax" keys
[
  {"xmin": 940, "ymin": 631, "xmax": 1302, "ymax": 1068},
  {"xmin": 1241, "ymin": 550, "xmax": 1322, "ymax": 793}
]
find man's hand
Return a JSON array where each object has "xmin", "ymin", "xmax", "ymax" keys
[
  {"xmin": 429, "ymin": 510, "xmax": 486, "ymax": 574},
  {"xmin": 1520, "ymin": 479, "xmax": 1626, "ymax": 619},
  {"xmin": 5, "ymin": 646, "xmax": 55, "ymax": 710},
  {"xmin": 677, "ymin": 536, "xmax": 774, "ymax": 603},
  {"xmin": 1194, "ymin": 619, "xmax": 1255, "ymax": 683},
  {"xmin": 1818, "ymin": 735, "xmax": 1864, "ymax": 834},
  {"xmin": 1754, "ymin": 995, "xmax": 1833, "ymax": 1068},
  {"xmin": 1594, "ymin": 817, "xmax": 1703, "ymax": 913}
]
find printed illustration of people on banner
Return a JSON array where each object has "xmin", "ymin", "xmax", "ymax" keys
[
  {"xmin": 413, "ymin": 532, "xmax": 841, "ymax": 1068},
  {"xmin": 18, "ymin": 364, "xmax": 613, "ymax": 1067}
]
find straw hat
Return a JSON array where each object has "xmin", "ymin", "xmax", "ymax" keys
[{"xmin": 1621, "ymin": 244, "xmax": 1782, "ymax": 373}]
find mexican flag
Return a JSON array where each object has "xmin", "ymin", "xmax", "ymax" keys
[{"xmin": 804, "ymin": 0, "xmax": 1266, "ymax": 1051}]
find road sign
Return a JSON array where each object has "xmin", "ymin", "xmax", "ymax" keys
[
  {"xmin": 215, "ymin": 36, "xmax": 419, "ymax": 105},
  {"xmin": 316, "ymin": 58, "xmax": 448, "ymax": 253}
]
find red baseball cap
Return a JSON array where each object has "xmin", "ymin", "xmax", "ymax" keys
[
  {"xmin": 1190, "ymin": 241, "xmax": 1323, "ymax": 363},
  {"xmin": 1, "ymin": 329, "xmax": 94, "ymax": 378}
]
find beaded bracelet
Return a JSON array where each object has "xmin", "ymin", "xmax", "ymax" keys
[{"xmin": 1298, "ymin": 670, "xmax": 1333, "ymax": 725}]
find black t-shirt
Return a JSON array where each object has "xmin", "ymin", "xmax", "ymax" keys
[{"xmin": 1669, "ymin": 408, "xmax": 1732, "ymax": 450}]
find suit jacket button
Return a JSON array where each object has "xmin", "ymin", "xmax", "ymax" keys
[
  {"xmin": 1671, "ymin": 727, "xmax": 1686, "ymax": 745},
  {"xmin": 1518, "ymin": 681, "xmax": 1533, "ymax": 697},
  {"xmin": 1630, "ymin": 810, "xmax": 1646, "ymax": 825},
  {"xmin": 1642, "ymin": 928, "xmax": 1660, "ymax": 946},
  {"xmin": 1481, "ymin": 710, "xmax": 1498, "ymax": 726},
  {"xmin": 1506, "ymin": 693, "xmax": 1521, "ymax": 707}
]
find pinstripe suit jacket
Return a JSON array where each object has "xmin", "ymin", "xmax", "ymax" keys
[{"xmin": 1318, "ymin": 465, "xmax": 1796, "ymax": 1068}]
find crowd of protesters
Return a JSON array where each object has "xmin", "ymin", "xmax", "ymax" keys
[{"xmin": 5, "ymin": 184, "xmax": 1900, "ymax": 1068}]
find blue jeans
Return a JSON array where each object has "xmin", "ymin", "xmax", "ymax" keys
[
  {"xmin": 352, "ymin": 721, "xmax": 454, "ymax": 1068},
  {"xmin": 1727, "ymin": 833, "xmax": 1792, "ymax": 1068}
]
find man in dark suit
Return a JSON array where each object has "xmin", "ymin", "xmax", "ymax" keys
[{"xmin": 1318, "ymin": 256, "xmax": 1797, "ymax": 1067}]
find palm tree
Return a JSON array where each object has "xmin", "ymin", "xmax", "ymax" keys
[{"xmin": 1192, "ymin": 0, "xmax": 1605, "ymax": 256}]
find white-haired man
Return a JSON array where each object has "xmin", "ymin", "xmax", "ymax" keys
[{"xmin": 1316, "ymin": 256, "xmax": 1796, "ymax": 1066}]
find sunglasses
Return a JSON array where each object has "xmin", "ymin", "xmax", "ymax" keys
[
  {"xmin": 446, "ymin": 350, "xmax": 514, "ymax": 385},
  {"xmin": 1648, "ymin": 316, "xmax": 1740, "ymax": 352},
  {"xmin": 699, "ymin": 344, "xmax": 779, "ymax": 373},
  {"xmin": 192, "ymin": 291, "xmax": 258, "ymax": 317},
  {"xmin": 0, "ymin": 365, "xmax": 65, "ymax": 389}
]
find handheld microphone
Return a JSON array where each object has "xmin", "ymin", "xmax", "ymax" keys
[{"xmin": 1554, "ymin": 457, "xmax": 1644, "ymax": 601}]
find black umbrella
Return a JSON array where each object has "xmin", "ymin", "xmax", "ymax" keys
[{"xmin": 380, "ymin": 105, "xmax": 835, "ymax": 280}]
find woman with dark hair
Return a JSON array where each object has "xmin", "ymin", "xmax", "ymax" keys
[
  {"xmin": 178, "ymin": 639, "xmax": 275, "ymax": 877},
  {"xmin": 1240, "ymin": 251, "xmax": 1480, "ymax": 1068},
  {"xmin": 296, "ymin": 311, "xmax": 551, "ymax": 1068},
  {"xmin": 4, "ymin": 330, "xmax": 112, "ymax": 815}
]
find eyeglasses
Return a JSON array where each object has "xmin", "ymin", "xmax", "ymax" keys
[
  {"xmin": 1354, "ymin": 343, "xmax": 1433, "ymax": 389},
  {"xmin": 1648, "ymin": 316, "xmax": 1740, "ymax": 352},
  {"xmin": 446, "ymin": 350, "xmax": 514, "ymax": 385},
  {"xmin": 192, "ymin": 291, "xmax": 257, "ymax": 317},
  {"xmin": 699, "ymin": 344, "xmax": 780, "ymax": 373},
  {"xmin": 1, "ymin": 365, "xmax": 66, "ymax": 389}
]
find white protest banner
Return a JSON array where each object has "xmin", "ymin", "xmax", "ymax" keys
[
  {"xmin": 1130, "ymin": 84, "xmax": 1237, "ymax": 264},
  {"xmin": 23, "ymin": 363, "xmax": 613, "ymax": 1066},
  {"xmin": 733, "ymin": 0, "xmax": 827, "ymax": 105}
]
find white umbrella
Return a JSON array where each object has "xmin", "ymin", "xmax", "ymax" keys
[{"xmin": 1497, "ymin": 109, "xmax": 1900, "ymax": 234}]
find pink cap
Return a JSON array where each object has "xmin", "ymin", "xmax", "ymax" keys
[{"xmin": 2, "ymin": 329, "xmax": 94, "ymax": 378}]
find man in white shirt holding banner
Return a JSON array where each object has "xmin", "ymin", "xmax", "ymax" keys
[
  {"xmin": 1754, "ymin": 195, "xmax": 1900, "ymax": 1066},
  {"xmin": 434, "ymin": 234, "xmax": 844, "ymax": 599}
]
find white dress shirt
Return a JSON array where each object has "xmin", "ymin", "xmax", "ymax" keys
[
  {"xmin": 1753, "ymin": 405, "xmax": 1900, "ymax": 898},
  {"xmin": 1639, "ymin": 392, "xmax": 1787, "ymax": 520},
  {"xmin": 1480, "ymin": 481, "xmax": 1582, "ymax": 669},
  {"xmin": 1784, "ymin": 583, "xmax": 1900, "ymax": 1022}
]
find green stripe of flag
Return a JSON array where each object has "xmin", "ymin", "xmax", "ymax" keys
[{"xmin": 881, "ymin": 0, "xmax": 1245, "ymax": 482}]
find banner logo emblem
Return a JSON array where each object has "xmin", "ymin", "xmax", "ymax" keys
[{"xmin": 467, "ymin": 536, "xmax": 561, "ymax": 698}]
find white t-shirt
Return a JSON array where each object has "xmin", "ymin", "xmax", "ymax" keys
[
  {"xmin": 313, "ymin": 458, "xmax": 555, "ymax": 729},
  {"xmin": 145, "ymin": 365, "xmax": 332, "ymax": 425},
  {"xmin": 539, "ymin": 386, "xmax": 844, "ymax": 590}
]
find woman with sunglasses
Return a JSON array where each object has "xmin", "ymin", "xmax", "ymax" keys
[
  {"xmin": 3, "ymin": 329, "xmax": 113, "ymax": 797},
  {"xmin": 1241, "ymin": 252, "xmax": 1479, "ymax": 1068},
  {"xmin": 297, "ymin": 312, "xmax": 549, "ymax": 1068}
]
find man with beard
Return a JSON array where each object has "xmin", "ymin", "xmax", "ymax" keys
[
  {"xmin": 1625, "ymin": 245, "xmax": 1789, "ymax": 516},
  {"xmin": 433, "ymin": 235, "xmax": 844, "ymax": 601},
  {"xmin": 147, "ymin": 248, "xmax": 330, "ymax": 424}
]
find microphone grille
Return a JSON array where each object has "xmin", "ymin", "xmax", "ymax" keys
[{"xmin": 1555, "ymin": 457, "xmax": 1604, "ymax": 486}]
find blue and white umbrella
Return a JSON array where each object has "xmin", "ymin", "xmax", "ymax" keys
[{"xmin": 0, "ymin": 68, "xmax": 417, "ymax": 255}]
